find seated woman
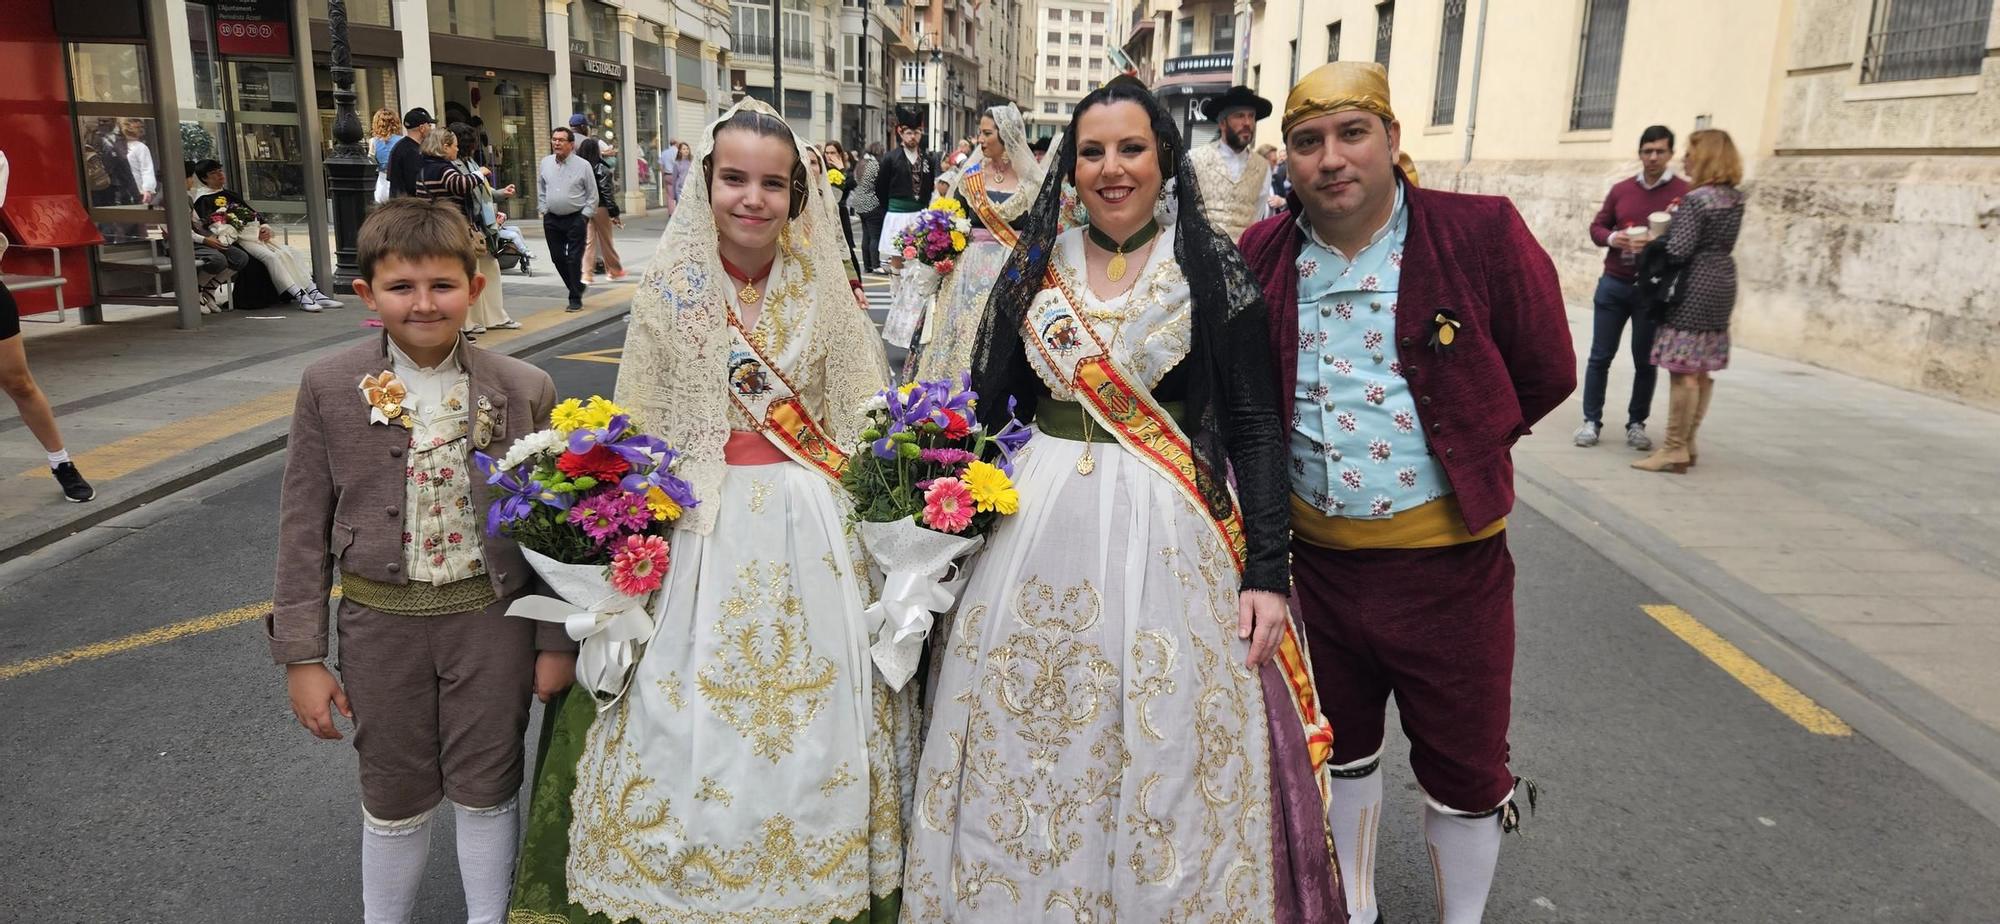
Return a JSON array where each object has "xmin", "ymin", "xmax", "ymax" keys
[{"xmin": 189, "ymin": 160, "xmax": 340, "ymax": 311}]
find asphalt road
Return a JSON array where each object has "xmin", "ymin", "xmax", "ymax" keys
[{"xmin": 2, "ymin": 305, "xmax": 1996, "ymax": 923}]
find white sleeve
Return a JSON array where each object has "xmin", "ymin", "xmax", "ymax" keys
[{"xmin": 131, "ymin": 143, "xmax": 158, "ymax": 197}]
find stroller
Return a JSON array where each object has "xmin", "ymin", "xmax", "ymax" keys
[{"xmin": 488, "ymin": 212, "xmax": 535, "ymax": 276}]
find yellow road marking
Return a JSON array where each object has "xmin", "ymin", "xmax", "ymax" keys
[
  {"xmin": 15, "ymin": 389, "xmax": 299, "ymax": 482},
  {"xmin": 1642, "ymin": 604, "xmax": 1852, "ymax": 736},
  {"xmin": 0, "ymin": 588, "xmax": 340, "ymax": 682},
  {"xmin": 558, "ymin": 347, "xmax": 625, "ymax": 365}
]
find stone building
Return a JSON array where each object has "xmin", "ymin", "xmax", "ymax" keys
[{"xmin": 1243, "ymin": 0, "xmax": 2000, "ymax": 406}]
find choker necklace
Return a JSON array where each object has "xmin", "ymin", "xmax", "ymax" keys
[
  {"xmin": 719, "ymin": 253, "xmax": 776, "ymax": 306},
  {"xmin": 1086, "ymin": 219, "xmax": 1161, "ymax": 283}
]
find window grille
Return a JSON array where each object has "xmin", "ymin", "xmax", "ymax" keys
[
  {"xmin": 1374, "ymin": 1, "xmax": 1394, "ymax": 67},
  {"xmin": 1432, "ymin": 0, "xmax": 1466, "ymax": 125},
  {"xmin": 1569, "ymin": 0, "xmax": 1627, "ymax": 131},
  {"xmin": 1861, "ymin": 0, "xmax": 1991, "ymax": 83}
]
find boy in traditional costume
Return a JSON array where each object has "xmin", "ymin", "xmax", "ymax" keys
[
  {"xmin": 270, "ymin": 197, "xmax": 575, "ymax": 924},
  {"xmin": 1237, "ymin": 62, "xmax": 1575, "ymax": 924}
]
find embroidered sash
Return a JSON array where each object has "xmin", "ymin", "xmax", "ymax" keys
[
  {"xmin": 961, "ymin": 170, "xmax": 1021, "ymax": 250},
  {"xmin": 725, "ymin": 315, "xmax": 848, "ymax": 486},
  {"xmin": 1025, "ymin": 267, "xmax": 1336, "ymax": 776}
]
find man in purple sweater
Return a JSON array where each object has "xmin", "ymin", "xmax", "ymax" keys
[{"xmin": 1576, "ymin": 125, "xmax": 1689, "ymax": 450}]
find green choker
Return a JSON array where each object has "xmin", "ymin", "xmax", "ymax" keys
[{"xmin": 1085, "ymin": 219, "xmax": 1161, "ymax": 282}]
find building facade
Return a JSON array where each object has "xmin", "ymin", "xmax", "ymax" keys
[
  {"xmin": 1031, "ymin": 0, "xmax": 1115, "ymax": 139},
  {"xmin": 1126, "ymin": 0, "xmax": 1245, "ymax": 144},
  {"xmin": 727, "ymin": 0, "xmax": 844, "ymax": 146},
  {"xmin": 3, "ymin": 0, "xmax": 733, "ymax": 327},
  {"xmin": 1244, "ymin": 0, "xmax": 2000, "ymax": 407}
]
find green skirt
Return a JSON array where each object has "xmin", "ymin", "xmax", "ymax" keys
[{"xmin": 505, "ymin": 689, "xmax": 902, "ymax": 924}]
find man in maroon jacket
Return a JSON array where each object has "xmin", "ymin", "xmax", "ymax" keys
[
  {"xmin": 1238, "ymin": 62, "xmax": 1574, "ymax": 924},
  {"xmin": 1576, "ymin": 125, "xmax": 1689, "ymax": 452}
]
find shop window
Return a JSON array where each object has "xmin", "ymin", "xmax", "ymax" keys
[
  {"xmin": 784, "ymin": 88, "xmax": 812, "ymax": 120},
  {"xmin": 634, "ymin": 21, "xmax": 669, "ymax": 72},
  {"xmin": 68, "ymin": 44, "xmax": 151, "ymax": 106}
]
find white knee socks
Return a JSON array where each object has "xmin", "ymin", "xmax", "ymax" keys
[
  {"xmin": 361, "ymin": 805, "xmax": 435, "ymax": 924},
  {"xmin": 1424, "ymin": 799, "xmax": 1506, "ymax": 924},
  {"xmin": 1326, "ymin": 752, "xmax": 1385, "ymax": 924},
  {"xmin": 454, "ymin": 798, "xmax": 520, "ymax": 924}
]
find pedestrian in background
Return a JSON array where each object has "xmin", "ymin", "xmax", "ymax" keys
[
  {"xmin": 536, "ymin": 126, "xmax": 595, "ymax": 311},
  {"xmin": 369, "ymin": 108, "xmax": 400, "ymax": 203},
  {"xmin": 0, "ymin": 151, "xmax": 94, "ymax": 502},
  {"xmin": 119, "ymin": 119, "xmax": 157, "ymax": 206},
  {"xmin": 1634, "ymin": 128, "xmax": 1744, "ymax": 474},
  {"xmin": 433, "ymin": 122, "xmax": 522, "ymax": 335},
  {"xmin": 270, "ymin": 197, "xmax": 575, "ymax": 924},
  {"xmin": 851, "ymin": 141, "xmax": 885, "ymax": 272},
  {"xmin": 1260, "ymin": 142, "xmax": 1290, "ymax": 212},
  {"xmin": 388, "ymin": 108, "xmax": 435, "ymax": 199},
  {"xmin": 1577, "ymin": 125, "xmax": 1688, "ymax": 452},
  {"xmin": 568, "ymin": 113, "xmax": 624, "ymax": 283},
  {"xmin": 822, "ymin": 139, "xmax": 860, "ymax": 270},
  {"xmin": 670, "ymin": 139, "xmax": 693, "ymax": 203}
]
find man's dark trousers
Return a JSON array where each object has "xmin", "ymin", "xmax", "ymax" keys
[
  {"xmin": 1581, "ymin": 274, "xmax": 1658, "ymax": 428},
  {"xmin": 860, "ymin": 208, "xmax": 886, "ymax": 272},
  {"xmin": 543, "ymin": 211, "xmax": 589, "ymax": 306}
]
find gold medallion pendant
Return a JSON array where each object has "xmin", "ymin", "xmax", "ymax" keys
[
  {"xmin": 738, "ymin": 279, "xmax": 762, "ymax": 305},
  {"xmin": 721, "ymin": 254, "xmax": 775, "ymax": 308},
  {"xmin": 1086, "ymin": 219, "xmax": 1160, "ymax": 288}
]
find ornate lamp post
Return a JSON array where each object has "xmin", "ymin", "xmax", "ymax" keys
[{"xmin": 323, "ymin": 0, "xmax": 373, "ymax": 285}]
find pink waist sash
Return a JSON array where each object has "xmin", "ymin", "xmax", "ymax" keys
[{"xmin": 724, "ymin": 429, "xmax": 790, "ymax": 466}]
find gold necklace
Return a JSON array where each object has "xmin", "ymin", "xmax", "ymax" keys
[
  {"xmin": 1087, "ymin": 220, "xmax": 1161, "ymax": 283},
  {"xmin": 720, "ymin": 253, "xmax": 774, "ymax": 306}
]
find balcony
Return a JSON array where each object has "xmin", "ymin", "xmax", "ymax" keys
[
  {"xmin": 1125, "ymin": 13, "xmax": 1154, "ymax": 49},
  {"xmin": 1162, "ymin": 52, "xmax": 1232, "ymax": 77}
]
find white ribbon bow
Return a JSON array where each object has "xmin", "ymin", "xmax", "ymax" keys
[
  {"xmin": 858, "ymin": 521, "xmax": 982, "ymax": 690},
  {"xmin": 509, "ymin": 548, "xmax": 659, "ymax": 711}
]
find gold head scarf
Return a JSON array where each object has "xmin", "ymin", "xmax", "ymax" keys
[{"xmin": 1282, "ymin": 61, "xmax": 1397, "ymax": 135}]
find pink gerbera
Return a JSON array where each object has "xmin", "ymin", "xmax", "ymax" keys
[
  {"xmin": 610, "ymin": 534, "xmax": 671, "ymax": 595},
  {"xmin": 922, "ymin": 477, "xmax": 975, "ymax": 533},
  {"xmin": 571, "ymin": 490, "xmax": 648, "ymax": 542}
]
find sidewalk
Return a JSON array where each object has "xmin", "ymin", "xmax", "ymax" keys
[
  {"xmin": 1518, "ymin": 308, "xmax": 2000, "ymax": 771},
  {"xmin": 0, "ymin": 211, "xmax": 673, "ymax": 560}
]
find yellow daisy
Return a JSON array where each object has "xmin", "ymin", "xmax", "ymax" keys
[
  {"xmin": 550, "ymin": 398, "xmax": 589, "ymax": 433},
  {"xmin": 646, "ymin": 486, "xmax": 683, "ymax": 522},
  {"xmin": 962, "ymin": 461, "xmax": 1019, "ymax": 515}
]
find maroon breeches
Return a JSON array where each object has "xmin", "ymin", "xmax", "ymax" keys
[{"xmin": 1291, "ymin": 532, "xmax": 1516, "ymax": 813}]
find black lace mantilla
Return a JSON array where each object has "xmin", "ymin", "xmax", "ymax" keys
[{"xmin": 969, "ymin": 78, "xmax": 1290, "ymax": 594}]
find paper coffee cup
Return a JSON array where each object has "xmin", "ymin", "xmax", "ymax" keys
[{"xmin": 1648, "ymin": 211, "xmax": 1671, "ymax": 238}]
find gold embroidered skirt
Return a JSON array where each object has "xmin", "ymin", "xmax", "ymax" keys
[
  {"xmin": 562, "ymin": 459, "xmax": 914, "ymax": 924},
  {"xmin": 902, "ymin": 433, "xmax": 1281, "ymax": 921}
]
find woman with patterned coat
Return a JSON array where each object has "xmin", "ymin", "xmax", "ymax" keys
[{"xmin": 1633, "ymin": 129, "xmax": 1746, "ymax": 474}]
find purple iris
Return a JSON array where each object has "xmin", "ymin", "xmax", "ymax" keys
[
  {"xmin": 567, "ymin": 413, "xmax": 635, "ymax": 455},
  {"xmin": 619, "ymin": 454, "xmax": 701, "ymax": 511},
  {"xmin": 989, "ymin": 396, "xmax": 1034, "ymax": 476},
  {"xmin": 871, "ymin": 385, "xmax": 939, "ymax": 458},
  {"xmin": 473, "ymin": 452, "xmax": 544, "ymax": 536}
]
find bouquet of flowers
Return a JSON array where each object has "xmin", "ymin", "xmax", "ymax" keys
[
  {"xmin": 826, "ymin": 166, "xmax": 846, "ymax": 188},
  {"xmin": 891, "ymin": 196, "xmax": 972, "ymax": 276},
  {"xmin": 473, "ymin": 395, "xmax": 698, "ymax": 708},
  {"xmin": 841, "ymin": 375, "xmax": 1031, "ymax": 688},
  {"xmin": 204, "ymin": 195, "xmax": 258, "ymax": 246}
]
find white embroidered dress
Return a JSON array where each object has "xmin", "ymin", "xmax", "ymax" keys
[
  {"xmin": 902, "ymin": 226, "xmax": 1282, "ymax": 921},
  {"xmin": 561, "ymin": 101, "xmax": 909, "ymax": 924}
]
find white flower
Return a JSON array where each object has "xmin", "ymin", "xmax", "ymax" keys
[
  {"xmin": 496, "ymin": 428, "xmax": 564, "ymax": 471},
  {"xmin": 858, "ymin": 394, "xmax": 890, "ymax": 414}
]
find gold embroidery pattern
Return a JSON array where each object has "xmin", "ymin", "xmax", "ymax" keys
[
  {"xmin": 696, "ymin": 776, "xmax": 735, "ymax": 806},
  {"xmin": 747, "ymin": 479, "xmax": 774, "ymax": 513},
  {"xmin": 657, "ymin": 672, "xmax": 688, "ymax": 710},
  {"xmin": 820, "ymin": 761, "xmax": 855, "ymax": 796},
  {"xmin": 1044, "ymin": 886, "xmax": 1117, "ymax": 924},
  {"xmin": 952, "ymin": 858, "xmax": 1024, "ymax": 907},
  {"xmin": 1123, "ymin": 773, "xmax": 1180, "ymax": 885},
  {"xmin": 696, "ymin": 562, "xmax": 838, "ymax": 762},
  {"xmin": 1128, "ymin": 630, "xmax": 1180, "ymax": 742}
]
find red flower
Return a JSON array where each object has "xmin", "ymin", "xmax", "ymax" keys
[
  {"xmin": 941, "ymin": 409, "xmax": 971, "ymax": 440},
  {"xmin": 557, "ymin": 444, "xmax": 631, "ymax": 482}
]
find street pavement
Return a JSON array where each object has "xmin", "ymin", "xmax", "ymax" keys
[{"xmin": 4, "ymin": 283, "xmax": 2000, "ymax": 922}]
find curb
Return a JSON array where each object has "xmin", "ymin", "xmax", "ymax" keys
[
  {"xmin": 1513, "ymin": 452, "xmax": 2000, "ymax": 829},
  {"xmin": 0, "ymin": 305, "xmax": 633, "ymax": 564}
]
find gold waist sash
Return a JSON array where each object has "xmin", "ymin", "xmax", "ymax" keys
[
  {"xmin": 339, "ymin": 572, "xmax": 497, "ymax": 617},
  {"xmin": 1290, "ymin": 493, "xmax": 1506, "ymax": 551}
]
